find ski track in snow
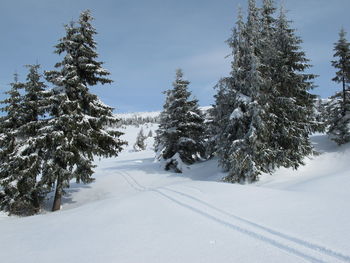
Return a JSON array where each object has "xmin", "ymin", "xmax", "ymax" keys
[{"xmin": 119, "ymin": 170, "xmax": 350, "ymax": 263}]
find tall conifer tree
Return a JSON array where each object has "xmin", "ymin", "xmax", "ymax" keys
[
  {"xmin": 0, "ymin": 74, "xmax": 25, "ymax": 213},
  {"xmin": 327, "ymin": 28, "xmax": 350, "ymax": 144},
  {"xmin": 212, "ymin": 0, "xmax": 318, "ymax": 183},
  {"xmin": 270, "ymin": 8, "xmax": 317, "ymax": 168},
  {"xmin": 0, "ymin": 66, "xmax": 49, "ymax": 215},
  {"xmin": 44, "ymin": 10, "xmax": 125, "ymax": 211},
  {"xmin": 217, "ymin": 0, "xmax": 272, "ymax": 183}
]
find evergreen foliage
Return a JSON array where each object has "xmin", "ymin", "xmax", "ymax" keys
[
  {"xmin": 326, "ymin": 28, "xmax": 350, "ymax": 144},
  {"xmin": 0, "ymin": 74, "xmax": 23, "ymax": 160},
  {"xmin": 215, "ymin": 0, "xmax": 273, "ymax": 183},
  {"xmin": 0, "ymin": 74, "xmax": 25, "ymax": 214},
  {"xmin": 211, "ymin": 0, "xmax": 318, "ymax": 183},
  {"xmin": 0, "ymin": 66, "xmax": 49, "ymax": 215},
  {"xmin": 134, "ymin": 128, "xmax": 147, "ymax": 151},
  {"xmin": 268, "ymin": 7, "xmax": 318, "ymax": 169},
  {"xmin": 0, "ymin": 10, "xmax": 126, "ymax": 215},
  {"xmin": 205, "ymin": 78, "xmax": 232, "ymax": 160},
  {"xmin": 44, "ymin": 10, "xmax": 126, "ymax": 211},
  {"xmin": 155, "ymin": 69, "xmax": 205, "ymax": 172},
  {"xmin": 116, "ymin": 115, "xmax": 159, "ymax": 127}
]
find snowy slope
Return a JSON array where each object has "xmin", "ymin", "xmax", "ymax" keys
[{"xmin": 0, "ymin": 123, "xmax": 349, "ymax": 263}]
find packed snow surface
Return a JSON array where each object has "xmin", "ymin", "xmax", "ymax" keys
[{"xmin": 0, "ymin": 123, "xmax": 349, "ymax": 263}]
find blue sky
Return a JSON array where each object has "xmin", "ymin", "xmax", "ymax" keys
[{"xmin": 0, "ymin": 0, "xmax": 349, "ymax": 113}]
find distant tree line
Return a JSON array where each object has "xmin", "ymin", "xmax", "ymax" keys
[{"xmin": 116, "ymin": 115, "xmax": 160, "ymax": 127}]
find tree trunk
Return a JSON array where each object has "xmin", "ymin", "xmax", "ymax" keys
[
  {"xmin": 52, "ymin": 176, "xmax": 62, "ymax": 211},
  {"xmin": 31, "ymin": 190, "xmax": 41, "ymax": 214}
]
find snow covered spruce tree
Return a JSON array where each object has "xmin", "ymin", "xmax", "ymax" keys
[
  {"xmin": 134, "ymin": 128, "xmax": 147, "ymax": 151},
  {"xmin": 155, "ymin": 69, "xmax": 205, "ymax": 173},
  {"xmin": 0, "ymin": 65, "xmax": 49, "ymax": 215},
  {"xmin": 326, "ymin": 28, "xmax": 350, "ymax": 144},
  {"xmin": 0, "ymin": 74, "xmax": 23, "ymax": 162},
  {"xmin": 0, "ymin": 74, "xmax": 25, "ymax": 213},
  {"xmin": 44, "ymin": 10, "xmax": 126, "ymax": 211},
  {"xmin": 268, "ymin": 7, "xmax": 318, "ymax": 169},
  {"xmin": 211, "ymin": 0, "xmax": 318, "ymax": 183},
  {"xmin": 215, "ymin": 1, "xmax": 272, "ymax": 183}
]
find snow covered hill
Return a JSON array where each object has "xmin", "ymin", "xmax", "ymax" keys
[
  {"xmin": 114, "ymin": 106, "xmax": 211, "ymax": 126},
  {"xmin": 0, "ymin": 121, "xmax": 349, "ymax": 263}
]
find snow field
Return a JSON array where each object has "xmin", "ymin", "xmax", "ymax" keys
[{"xmin": 0, "ymin": 123, "xmax": 349, "ymax": 263}]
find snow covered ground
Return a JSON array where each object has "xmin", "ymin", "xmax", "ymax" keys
[{"xmin": 0, "ymin": 123, "xmax": 349, "ymax": 263}]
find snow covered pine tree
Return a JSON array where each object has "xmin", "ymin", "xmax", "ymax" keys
[
  {"xmin": 134, "ymin": 128, "xmax": 147, "ymax": 151},
  {"xmin": 155, "ymin": 69, "xmax": 205, "ymax": 173},
  {"xmin": 268, "ymin": 6, "xmax": 318, "ymax": 169},
  {"xmin": 212, "ymin": 0, "xmax": 317, "ymax": 183},
  {"xmin": 0, "ymin": 65, "xmax": 49, "ymax": 216},
  {"xmin": 326, "ymin": 28, "xmax": 350, "ymax": 144},
  {"xmin": 44, "ymin": 10, "xmax": 126, "ymax": 211},
  {"xmin": 214, "ymin": 0, "xmax": 272, "ymax": 183},
  {"xmin": 0, "ymin": 74, "xmax": 26, "ymax": 214}
]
